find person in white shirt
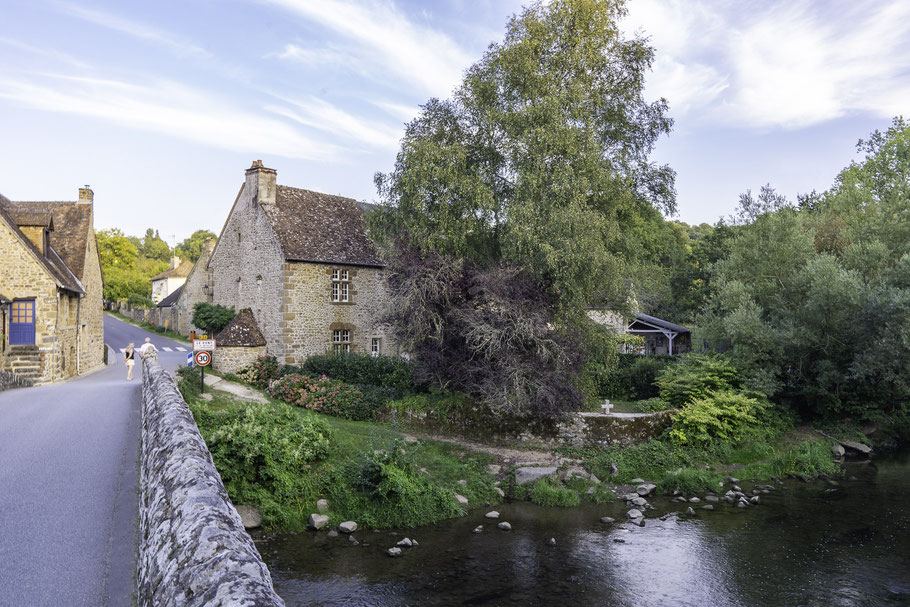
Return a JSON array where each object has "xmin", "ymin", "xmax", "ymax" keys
[{"xmin": 139, "ymin": 337, "xmax": 156, "ymax": 359}]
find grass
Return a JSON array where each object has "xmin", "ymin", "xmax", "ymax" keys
[
  {"xmin": 105, "ymin": 311, "xmax": 191, "ymax": 343},
  {"xmin": 528, "ymin": 477, "xmax": 580, "ymax": 507},
  {"xmin": 184, "ymin": 382, "xmax": 500, "ymax": 531}
]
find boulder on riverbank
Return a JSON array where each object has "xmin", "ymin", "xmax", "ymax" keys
[
  {"xmin": 339, "ymin": 521, "xmax": 358, "ymax": 534},
  {"xmin": 308, "ymin": 514, "xmax": 329, "ymax": 530},
  {"xmin": 515, "ymin": 466, "xmax": 559, "ymax": 485},
  {"xmin": 235, "ymin": 504, "xmax": 262, "ymax": 529}
]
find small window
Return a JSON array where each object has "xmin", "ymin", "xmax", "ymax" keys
[
  {"xmin": 371, "ymin": 337, "xmax": 381, "ymax": 357},
  {"xmin": 332, "ymin": 329, "xmax": 351, "ymax": 354},
  {"xmin": 340, "ymin": 269, "xmax": 349, "ymax": 281},
  {"xmin": 332, "ymin": 269, "xmax": 339, "ymax": 281},
  {"xmin": 331, "ymin": 268, "xmax": 352, "ymax": 303},
  {"xmin": 237, "ymin": 232, "xmax": 242, "ymax": 243},
  {"xmin": 332, "ymin": 282, "xmax": 339, "ymax": 302},
  {"xmin": 341, "ymin": 283, "xmax": 349, "ymax": 302}
]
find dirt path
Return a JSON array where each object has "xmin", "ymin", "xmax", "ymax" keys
[{"xmin": 403, "ymin": 432, "xmax": 580, "ymax": 466}]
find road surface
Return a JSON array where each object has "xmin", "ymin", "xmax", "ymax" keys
[{"xmin": 0, "ymin": 314, "xmax": 190, "ymax": 606}]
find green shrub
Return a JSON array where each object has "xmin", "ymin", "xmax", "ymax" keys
[
  {"xmin": 192, "ymin": 302, "xmax": 235, "ymax": 336},
  {"xmin": 657, "ymin": 354, "xmax": 742, "ymax": 408},
  {"xmin": 127, "ymin": 294, "xmax": 154, "ymax": 309},
  {"xmin": 237, "ymin": 356, "xmax": 280, "ymax": 390},
  {"xmin": 528, "ymin": 477, "xmax": 580, "ymax": 507},
  {"xmin": 267, "ymin": 373, "xmax": 312, "ymax": 402},
  {"xmin": 299, "ymin": 378, "xmax": 372, "ymax": 421},
  {"xmin": 638, "ymin": 397, "xmax": 673, "ymax": 412},
  {"xmin": 600, "ymin": 354, "xmax": 673, "ymax": 400},
  {"xmin": 657, "ymin": 468, "xmax": 722, "ymax": 494},
  {"xmin": 301, "ymin": 353, "xmax": 416, "ymax": 393},
  {"xmin": 190, "ymin": 403, "xmax": 333, "ymax": 499},
  {"xmin": 387, "ymin": 390, "xmax": 471, "ymax": 417},
  {"xmin": 176, "ymin": 365, "xmax": 202, "ymax": 401},
  {"xmin": 669, "ymin": 391, "xmax": 766, "ymax": 446}
]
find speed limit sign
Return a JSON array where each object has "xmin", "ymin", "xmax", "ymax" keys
[{"xmin": 194, "ymin": 350, "xmax": 212, "ymax": 367}]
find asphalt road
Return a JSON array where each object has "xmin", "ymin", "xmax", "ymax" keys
[{"xmin": 0, "ymin": 314, "xmax": 190, "ymax": 606}]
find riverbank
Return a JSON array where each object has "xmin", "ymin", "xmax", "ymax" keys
[{"xmin": 176, "ymin": 369, "xmax": 885, "ymax": 532}]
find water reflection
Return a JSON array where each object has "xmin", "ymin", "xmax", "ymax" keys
[{"xmin": 260, "ymin": 455, "xmax": 910, "ymax": 606}]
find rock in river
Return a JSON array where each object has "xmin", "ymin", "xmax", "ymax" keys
[
  {"xmin": 396, "ymin": 538, "xmax": 413, "ymax": 547},
  {"xmin": 637, "ymin": 483, "xmax": 657, "ymax": 496},
  {"xmin": 626, "ymin": 509, "xmax": 643, "ymax": 519},
  {"xmin": 235, "ymin": 504, "xmax": 262, "ymax": 529},
  {"xmin": 485, "ymin": 511, "xmax": 500, "ymax": 519},
  {"xmin": 515, "ymin": 467, "xmax": 559, "ymax": 486},
  {"xmin": 831, "ymin": 444, "xmax": 846, "ymax": 458},
  {"xmin": 686, "ymin": 507, "xmax": 695, "ymax": 515},
  {"xmin": 308, "ymin": 514, "xmax": 329, "ymax": 531},
  {"xmin": 388, "ymin": 547, "xmax": 402, "ymax": 557},
  {"xmin": 498, "ymin": 522, "xmax": 512, "ymax": 531},
  {"xmin": 339, "ymin": 521, "xmax": 358, "ymax": 534},
  {"xmin": 600, "ymin": 517, "xmax": 616, "ymax": 524}
]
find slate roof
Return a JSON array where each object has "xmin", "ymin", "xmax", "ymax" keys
[
  {"xmin": 151, "ymin": 259, "xmax": 194, "ymax": 281},
  {"xmin": 261, "ymin": 185, "xmax": 384, "ymax": 267},
  {"xmin": 631, "ymin": 313, "xmax": 690, "ymax": 334},
  {"xmin": 0, "ymin": 194, "xmax": 84, "ymax": 294},
  {"xmin": 156, "ymin": 284, "xmax": 184, "ymax": 308},
  {"xmin": 2, "ymin": 201, "xmax": 93, "ymax": 281},
  {"xmin": 214, "ymin": 308, "xmax": 266, "ymax": 347}
]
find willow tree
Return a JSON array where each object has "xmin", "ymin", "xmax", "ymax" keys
[{"xmin": 371, "ymin": 0, "xmax": 675, "ymax": 415}]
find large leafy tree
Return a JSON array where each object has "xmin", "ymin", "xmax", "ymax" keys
[
  {"xmin": 371, "ymin": 0, "xmax": 674, "ymax": 317},
  {"xmin": 370, "ymin": 0, "xmax": 675, "ymax": 416}
]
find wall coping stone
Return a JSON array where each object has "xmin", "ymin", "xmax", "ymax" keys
[{"xmin": 138, "ymin": 358, "xmax": 284, "ymax": 606}]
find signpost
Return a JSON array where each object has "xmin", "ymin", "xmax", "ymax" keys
[{"xmin": 193, "ymin": 339, "xmax": 215, "ymax": 393}]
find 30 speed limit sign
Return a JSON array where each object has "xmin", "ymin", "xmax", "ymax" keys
[{"xmin": 194, "ymin": 351, "xmax": 212, "ymax": 367}]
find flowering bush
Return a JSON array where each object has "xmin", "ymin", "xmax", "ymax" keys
[
  {"xmin": 299, "ymin": 377, "xmax": 373, "ymax": 421},
  {"xmin": 237, "ymin": 356, "xmax": 280, "ymax": 390},
  {"xmin": 267, "ymin": 373, "xmax": 314, "ymax": 402}
]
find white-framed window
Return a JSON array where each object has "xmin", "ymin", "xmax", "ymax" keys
[
  {"xmin": 332, "ymin": 268, "xmax": 351, "ymax": 303},
  {"xmin": 371, "ymin": 337, "xmax": 381, "ymax": 357},
  {"xmin": 332, "ymin": 329, "xmax": 351, "ymax": 354}
]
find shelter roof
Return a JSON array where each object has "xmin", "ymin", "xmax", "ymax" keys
[{"xmin": 630, "ymin": 313, "xmax": 690, "ymax": 334}]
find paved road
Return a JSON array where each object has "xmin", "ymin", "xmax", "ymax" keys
[{"xmin": 0, "ymin": 314, "xmax": 190, "ymax": 606}]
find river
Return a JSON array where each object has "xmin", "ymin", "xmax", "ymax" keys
[{"xmin": 256, "ymin": 454, "xmax": 910, "ymax": 606}]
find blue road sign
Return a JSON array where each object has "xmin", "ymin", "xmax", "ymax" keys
[{"xmin": 187, "ymin": 352, "xmax": 195, "ymax": 367}]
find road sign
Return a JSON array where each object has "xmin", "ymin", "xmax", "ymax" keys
[
  {"xmin": 194, "ymin": 351, "xmax": 212, "ymax": 367},
  {"xmin": 187, "ymin": 352, "xmax": 194, "ymax": 367},
  {"xmin": 193, "ymin": 339, "xmax": 216, "ymax": 351}
]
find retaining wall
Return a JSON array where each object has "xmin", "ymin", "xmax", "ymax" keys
[
  {"xmin": 379, "ymin": 406, "xmax": 674, "ymax": 449},
  {"xmin": 138, "ymin": 358, "xmax": 284, "ymax": 607},
  {"xmin": 0, "ymin": 369, "xmax": 33, "ymax": 392}
]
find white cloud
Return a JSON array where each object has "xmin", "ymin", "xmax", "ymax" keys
[
  {"xmin": 371, "ymin": 99, "xmax": 420, "ymax": 123},
  {"xmin": 266, "ymin": 95, "xmax": 403, "ymax": 150},
  {"xmin": 263, "ymin": 0, "xmax": 474, "ymax": 96},
  {"xmin": 52, "ymin": 1, "xmax": 211, "ymax": 59},
  {"xmin": 625, "ymin": 0, "xmax": 910, "ymax": 130},
  {"xmin": 0, "ymin": 73, "xmax": 342, "ymax": 160},
  {"xmin": 0, "ymin": 37, "xmax": 92, "ymax": 69}
]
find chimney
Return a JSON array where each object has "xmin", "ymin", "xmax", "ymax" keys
[
  {"xmin": 78, "ymin": 185, "xmax": 93, "ymax": 202},
  {"xmin": 244, "ymin": 160, "xmax": 276, "ymax": 207},
  {"xmin": 170, "ymin": 255, "xmax": 180, "ymax": 270}
]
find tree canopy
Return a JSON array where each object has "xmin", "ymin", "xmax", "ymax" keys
[
  {"xmin": 371, "ymin": 0, "xmax": 674, "ymax": 318},
  {"xmin": 176, "ymin": 230, "xmax": 217, "ymax": 262}
]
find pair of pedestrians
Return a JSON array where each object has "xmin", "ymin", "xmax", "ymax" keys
[{"xmin": 123, "ymin": 338, "xmax": 156, "ymax": 380}]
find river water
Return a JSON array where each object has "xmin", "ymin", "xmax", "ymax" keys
[{"xmin": 257, "ymin": 454, "xmax": 910, "ymax": 606}]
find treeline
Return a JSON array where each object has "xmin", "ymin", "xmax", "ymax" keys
[{"xmin": 97, "ymin": 228, "xmax": 216, "ymax": 302}]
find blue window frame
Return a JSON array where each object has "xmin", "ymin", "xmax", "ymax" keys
[{"xmin": 9, "ymin": 300, "xmax": 35, "ymax": 345}]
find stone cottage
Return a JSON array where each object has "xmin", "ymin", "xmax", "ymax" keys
[
  {"xmin": 175, "ymin": 238, "xmax": 216, "ymax": 336},
  {"xmin": 0, "ymin": 187, "xmax": 105, "ymax": 383},
  {"xmin": 150, "ymin": 255, "xmax": 193, "ymax": 304},
  {"xmin": 205, "ymin": 161, "xmax": 394, "ymax": 364}
]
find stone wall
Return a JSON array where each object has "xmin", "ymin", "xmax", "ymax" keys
[
  {"xmin": 138, "ymin": 358, "xmax": 284, "ymax": 607},
  {"xmin": 214, "ymin": 345, "xmax": 265, "ymax": 375},
  {"xmin": 379, "ymin": 406, "xmax": 674, "ymax": 449},
  {"xmin": 0, "ymin": 369, "xmax": 33, "ymax": 392},
  {"xmin": 282, "ymin": 262, "xmax": 395, "ymax": 364},
  {"xmin": 210, "ymin": 184, "xmax": 286, "ymax": 360},
  {"xmin": 177, "ymin": 240, "xmax": 215, "ymax": 336}
]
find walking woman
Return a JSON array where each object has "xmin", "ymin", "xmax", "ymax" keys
[{"xmin": 124, "ymin": 343, "xmax": 136, "ymax": 380}]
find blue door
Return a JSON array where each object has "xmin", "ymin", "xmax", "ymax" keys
[{"xmin": 9, "ymin": 300, "xmax": 35, "ymax": 345}]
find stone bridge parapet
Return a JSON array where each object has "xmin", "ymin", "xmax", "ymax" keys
[{"xmin": 138, "ymin": 358, "xmax": 284, "ymax": 606}]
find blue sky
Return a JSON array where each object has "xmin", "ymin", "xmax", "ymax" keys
[{"xmin": 0, "ymin": 0, "xmax": 907, "ymax": 245}]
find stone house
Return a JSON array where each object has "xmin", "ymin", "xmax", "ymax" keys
[
  {"xmin": 205, "ymin": 161, "xmax": 394, "ymax": 365},
  {"xmin": 175, "ymin": 238, "xmax": 215, "ymax": 336},
  {"xmin": 0, "ymin": 187, "xmax": 105, "ymax": 383},
  {"xmin": 150, "ymin": 256, "xmax": 193, "ymax": 304},
  {"xmin": 153, "ymin": 285, "xmax": 182, "ymax": 331}
]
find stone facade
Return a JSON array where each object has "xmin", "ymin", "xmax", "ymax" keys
[
  {"xmin": 177, "ymin": 239, "xmax": 215, "ymax": 336},
  {"xmin": 214, "ymin": 346, "xmax": 266, "ymax": 374},
  {"xmin": 138, "ymin": 358, "xmax": 284, "ymax": 606},
  {"xmin": 0, "ymin": 190, "xmax": 104, "ymax": 384},
  {"xmin": 208, "ymin": 162, "xmax": 395, "ymax": 364}
]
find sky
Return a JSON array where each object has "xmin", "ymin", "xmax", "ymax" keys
[{"xmin": 0, "ymin": 0, "xmax": 907, "ymax": 245}]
